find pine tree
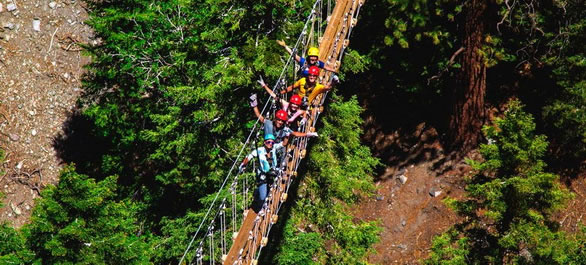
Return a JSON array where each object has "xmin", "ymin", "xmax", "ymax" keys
[
  {"xmin": 426, "ymin": 100, "xmax": 581, "ymax": 264},
  {"xmin": 23, "ymin": 166, "xmax": 151, "ymax": 264}
]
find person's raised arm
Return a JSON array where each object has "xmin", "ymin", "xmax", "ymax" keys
[
  {"xmin": 258, "ymin": 76, "xmax": 277, "ymax": 99},
  {"xmin": 249, "ymin": 94, "xmax": 265, "ymax": 123},
  {"xmin": 277, "ymin": 40, "xmax": 301, "ymax": 62}
]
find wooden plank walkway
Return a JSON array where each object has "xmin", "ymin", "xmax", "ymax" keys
[{"xmin": 223, "ymin": 0, "xmax": 363, "ymax": 264}]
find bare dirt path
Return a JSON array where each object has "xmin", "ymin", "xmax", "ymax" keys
[{"xmin": 0, "ymin": 0, "xmax": 92, "ymax": 227}]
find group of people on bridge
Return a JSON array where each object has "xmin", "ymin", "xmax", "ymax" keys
[{"xmin": 238, "ymin": 41, "xmax": 339, "ymax": 212}]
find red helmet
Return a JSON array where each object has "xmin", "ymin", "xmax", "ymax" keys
[
  {"xmin": 275, "ymin": 110, "xmax": 288, "ymax": 121},
  {"xmin": 289, "ymin": 95, "xmax": 302, "ymax": 105},
  {"xmin": 308, "ymin": 66, "xmax": 320, "ymax": 76}
]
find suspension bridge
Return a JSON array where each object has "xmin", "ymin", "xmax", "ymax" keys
[{"xmin": 179, "ymin": 0, "xmax": 364, "ymax": 264}]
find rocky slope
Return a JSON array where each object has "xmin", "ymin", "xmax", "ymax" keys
[{"xmin": 0, "ymin": 0, "xmax": 91, "ymax": 227}]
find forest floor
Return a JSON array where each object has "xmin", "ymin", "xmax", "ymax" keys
[
  {"xmin": 354, "ymin": 122, "xmax": 470, "ymax": 264},
  {"xmin": 0, "ymin": 0, "xmax": 91, "ymax": 227},
  {"xmin": 356, "ymin": 120, "xmax": 586, "ymax": 264}
]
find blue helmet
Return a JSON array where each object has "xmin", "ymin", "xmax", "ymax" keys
[{"xmin": 264, "ymin": 134, "xmax": 276, "ymax": 141}]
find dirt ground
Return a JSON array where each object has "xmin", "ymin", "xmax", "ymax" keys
[
  {"xmin": 356, "ymin": 120, "xmax": 586, "ymax": 264},
  {"xmin": 556, "ymin": 172, "xmax": 586, "ymax": 234},
  {"xmin": 0, "ymin": 0, "xmax": 91, "ymax": 227},
  {"xmin": 354, "ymin": 122, "xmax": 470, "ymax": 264}
]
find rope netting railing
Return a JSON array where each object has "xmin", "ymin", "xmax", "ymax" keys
[
  {"xmin": 178, "ymin": 0, "xmax": 364, "ymax": 264},
  {"xmin": 178, "ymin": 1, "xmax": 325, "ymax": 264}
]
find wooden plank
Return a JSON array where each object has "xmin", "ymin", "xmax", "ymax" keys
[{"xmin": 224, "ymin": 210, "xmax": 258, "ymax": 265}]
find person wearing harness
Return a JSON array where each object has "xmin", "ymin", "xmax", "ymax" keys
[
  {"xmin": 238, "ymin": 134, "xmax": 281, "ymax": 212},
  {"xmin": 257, "ymin": 76, "xmax": 307, "ymax": 129},
  {"xmin": 249, "ymin": 95, "xmax": 318, "ymax": 145},
  {"xmin": 277, "ymin": 40, "xmax": 337, "ymax": 77},
  {"xmin": 279, "ymin": 66, "xmax": 339, "ymax": 106}
]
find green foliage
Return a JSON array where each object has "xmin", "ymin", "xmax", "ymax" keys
[
  {"xmin": 0, "ymin": 223, "xmax": 35, "ymax": 264},
  {"xmin": 277, "ymin": 222, "xmax": 323, "ymax": 265},
  {"xmin": 427, "ymin": 100, "xmax": 581, "ymax": 264},
  {"xmin": 23, "ymin": 166, "xmax": 151, "ymax": 264},
  {"xmin": 424, "ymin": 229, "xmax": 469, "ymax": 265},
  {"xmin": 306, "ymin": 95, "xmax": 379, "ymax": 203},
  {"xmin": 80, "ymin": 0, "xmax": 319, "ymax": 224},
  {"xmin": 543, "ymin": 5, "xmax": 586, "ymax": 161},
  {"xmin": 77, "ymin": 5, "xmax": 323, "ymax": 263},
  {"xmin": 275, "ymin": 95, "xmax": 381, "ymax": 264},
  {"xmin": 357, "ymin": 0, "xmax": 468, "ymax": 97}
]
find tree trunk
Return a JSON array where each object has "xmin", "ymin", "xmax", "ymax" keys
[{"xmin": 449, "ymin": 0, "xmax": 487, "ymax": 153}]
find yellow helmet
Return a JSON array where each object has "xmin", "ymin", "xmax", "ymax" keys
[{"xmin": 307, "ymin": 47, "xmax": 319, "ymax": 57}]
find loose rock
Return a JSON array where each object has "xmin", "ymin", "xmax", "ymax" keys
[
  {"xmin": 49, "ymin": 2, "xmax": 57, "ymax": 9},
  {"xmin": 3, "ymin": 22, "xmax": 15, "ymax": 30},
  {"xmin": 32, "ymin": 18, "xmax": 41, "ymax": 32},
  {"xmin": 6, "ymin": 3, "xmax": 17, "ymax": 12},
  {"xmin": 398, "ymin": 174, "xmax": 407, "ymax": 184},
  {"xmin": 8, "ymin": 133, "xmax": 20, "ymax": 141},
  {"xmin": 429, "ymin": 187, "xmax": 442, "ymax": 197},
  {"xmin": 376, "ymin": 195, "xmax": 384, "ymax": 201},
  {"xmin": 10, "ymin": 203, "xmax": 22, "ymax": 216}
]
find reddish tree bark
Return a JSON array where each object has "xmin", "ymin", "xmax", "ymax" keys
[{"xmin": 449, "ymin": 0, "xmax": 488, "ymax": 153}]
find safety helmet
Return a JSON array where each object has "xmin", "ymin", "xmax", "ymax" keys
[
  {"xmin": 289, "ymin": 94, "xmax": 302, "ymax": 105},
  {"xmin": 307, "ymin": 47, "xmax": 319, "ymax": 57},
  {"xmin": 308, "ymin": 66, "xmax": 320, "ymax": 76},
  {"xmin": 264, "ymin": 134, "xmax": 276, "ymax": 141},
  {"xmin": 275, "ymin": 110, "xmax": 288, "ymax": 121}
]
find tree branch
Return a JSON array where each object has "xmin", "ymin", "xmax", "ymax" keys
[{"xmin": 427, "ymin": 47, "xmax": 465, "ymax": 85}]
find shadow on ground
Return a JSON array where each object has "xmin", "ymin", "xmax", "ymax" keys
[{"xmin": 52, "ymin": 110, "xmax": 111, "ymax": 180}]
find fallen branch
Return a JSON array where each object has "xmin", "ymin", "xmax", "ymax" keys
[
  {"xmin": 8, "ymin": 168, "xmax": 43, "ymax": 195},
  {"xmin": 47, "ymin": 27, "xmax": 59, "ymax": 55}
]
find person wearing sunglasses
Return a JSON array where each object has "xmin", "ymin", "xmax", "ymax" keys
[
  {"xmin": 277, "ymin": 40, "xmax": 337, "ymax": 77},
  {"xmin": 238, "ymin": 134, "xmax": 281, "ymax": 212}
]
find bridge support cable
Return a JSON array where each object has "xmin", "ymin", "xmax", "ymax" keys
[
  {"xmin": 224, "ymin": 0, "xmax": 366, "ymax": 264},
  {"xmin": 177, "ymin": 1, "xmax": 325, "ymax": 264}
]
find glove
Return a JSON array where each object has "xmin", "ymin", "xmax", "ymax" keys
[
  {"xmin": 238, "ymin": 163, "xmax": 246, "ymax": 173},
  {"xmin": 249, "ymin": 93, "xmax": 258, "ymax": 108},
  {"xmin": 306, "ymin": 132, "xmax": 318, "ymax": 137},
  {"xmin": 299, "ymin": 117, "xmax": 307, "ymax": 126},
  {"xmin": 257, "ymin": 76, "xmax": 266, "ymax": 87}
]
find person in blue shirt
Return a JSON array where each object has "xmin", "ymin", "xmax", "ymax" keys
[
  {"xmin": 277, "ymin": 40, "xmax": 337, "ymax": 77},
  {"xmin": 239, "ymin": 134, "xmax": 281, "ymax": 212}
]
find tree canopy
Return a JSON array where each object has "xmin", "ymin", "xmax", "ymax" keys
[{"xmin": 0, "ymin": 0, "xmax": 585, "ymax": 264}]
